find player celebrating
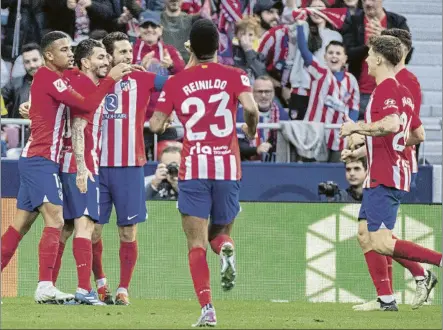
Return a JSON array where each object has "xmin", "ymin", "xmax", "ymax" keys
[
  {"xmin": 88, "ymin": 32, "xmax": 168, "ymax": 305},
  {"xmin": 348, "ymin": 29, "xmax": 437, "ymax": 312},
  {"xmin": 340, "ymin": 35, "xmax": 442, "ymax": 311},
  {"xmin": 149, "ymin": 19, "xmax": 259, "ymax": 327},
  {"xmin": 50, "ymin": 39, "xmax": 113, "ymax": 305},
  {"xmin": 0, "ymin": 31, "xmax": 131, "ymax": 304}
]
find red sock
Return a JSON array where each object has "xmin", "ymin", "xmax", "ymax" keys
[
  {"xmin": 1, "ymin": 226, "xmax": 22, "ymax": 271},
  {"xmin": 118, "ymin": 241, "xmax": 138, "ymax": 290},
  {"xmin": 188, "ymin": 247, "xmax": 212, "ymax": 307},
  {"xmin": 393, "ymin": 239, "xmax": 442, "ymax": 266},
  {"xmin": 386, "ymin": 256, "xmax": 393, "ymax": 292},
  {"xmin": 391, "ymin": 235, "xmax": 425, "ymax": 277},
  {"xmin": 73, "ymin": 238, "xmax": 92, "ymax": 291},
  {"xmin": 210, "ymin": 234, "xmax": 234, "ymax": 255},
  {"xmin": 364, "ymin": 251, "xmax": 392, "ymax": 296},
  {"xmin": 92, "ymin": 239, "xmax": 106, "ymax": 280},
  {"xmin": 38, "ymin": 227, "xmax": 61, "ymax": 282},
  {"xmin": 52, "ymin": 242, "xmax": 66, "ymax": 285}
]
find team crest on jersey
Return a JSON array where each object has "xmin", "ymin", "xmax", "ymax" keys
[
  {"xmin": 105, "ymin": 94, "xmax": 118, "ymax": 112},
  {"xmin": 53, "ymin": 79, "xmax": 68, "ymax": 93},
  {"xmin": 241, "ymin": 75, "xmax": 250, "ymax": 87},
  {"xmin": 120, "ymin": 80, "xmax": 131, "ymax": 92}
]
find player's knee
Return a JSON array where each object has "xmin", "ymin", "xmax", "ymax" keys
[
  {"xmin": 370, "ymin": 238, "xmax": 390, "ymax": 255},
  {"xmin": 74, "ymin": 216, "xmax": 94, "ymax": 239},
  {"xmin": 60, "ymin": 222, "xmax": 74, "ymax": 243},
  {"xmin": 41, "ymin": 204, "xmax": 64, "ymax": 229},
  {"xmin": 357, "ymin": 231, "xmax": 371, "ymax": 250},
  {"xmin": 118, "ymin": 225, "xmax": 136, "ymax": 242}
]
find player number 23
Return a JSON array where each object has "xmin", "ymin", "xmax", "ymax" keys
[
  {"xmin": 181, "ymin": 91, "xmax": 233, "ymax": 141},
  {"xmin": 392, "ymin": 112, "xmax": 411, "ymax": 152}
]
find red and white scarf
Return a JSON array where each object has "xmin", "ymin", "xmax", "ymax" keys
[{"xmin": 290, "ymin": 7, "xmax": 347, "ymax": 30}]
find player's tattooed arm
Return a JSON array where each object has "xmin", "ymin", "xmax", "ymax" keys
[
  {"xmin": 353, "ymin": 114, "xmax": 401, "ymax": 136},
  {"xmin": 72, "ymin": 117, "xmax": 94, "ymax": 193},
  {"xmin": 149, "ymin": 111, "xmax": 172, "ymax": 135},
  {"xmin": 406, "ymin": 125, "xmax": 425, "ymax": 146}
]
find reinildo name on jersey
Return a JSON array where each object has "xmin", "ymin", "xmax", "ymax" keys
[
  {"xmin": 189, "ymin": 142, "xmax": 231, "ymax": 156},
  {"xmin": 183, "ymin": 79, "xmax": 227, "ymax": 96}
]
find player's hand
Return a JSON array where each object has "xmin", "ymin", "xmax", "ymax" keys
[
  {"xmin": 108, "ymin": 63, "xmax": 132, "ymax": 81},
  {"xmin": 161, "ymin": 49, "xmax": 173, "ymax": 69},
  {"xmin": 131, "ymin": 64, "xmax": 146, "ymax": 72},
  {"xmin": 141, "ymin": 51, "xmax": 155, "ymax": 69},
  {"xmin": 341, "ymin": 148, "xmax": 358, "ymax": 163},
  {"xmin": 151, "ymin": 163, "xmax": 168, "ymax": 189},
  {"xmin": 19, "ymin": 101, "xmax": 30, "ymax": 119},
  {"xmin": 241, "ymin": 123, "xmax": 257, "ymax": 140},
  {"xmin": 347, "ymin": 133, "xmax": 365, "ymax": 150},
  {"xmin": 340, "ymin": 120, "xmax": 357, "ymax": 137},
  {"xmin": 257, "ymin": 142, "xmax": 272, "ymax": 154},
  {"xmin": 76, "ymin": 168, "xmax": 95, "ymax": 194}
]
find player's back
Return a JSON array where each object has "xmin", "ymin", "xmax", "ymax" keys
[
  {"xmin": 364, "ymin": 78, "xmax": 413, "ymax": 191},
  {"xmin": 22, "ymin": 67, "xmax": 68, "ymax": 163},
  {"xmin": 167, "ymin": 63, "xmax": 251, "ymax": 181}
]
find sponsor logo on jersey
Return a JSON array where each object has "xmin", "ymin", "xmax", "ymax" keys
[{"xmin": 53, "ymin": 79, "xmax": 68, "ymax": 93}]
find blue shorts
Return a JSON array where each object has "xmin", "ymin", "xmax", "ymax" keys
[
  {"xmin": 99, "ymin": 166, "xmax": 147, "ymax": 226},
  {"xmin": 17, "ymin": 156, "xmax": 63, "ymax": 212},
  {"xmin": 60, "ymin": 173, "xmax": 100, "ymax": 222},
  {"xmin": 178, "ymin": 180, "xmax": 241, "ymax": 225},
  {"xmin": 358, "ymin": 185, "xmax": 407, "ymax": 232},
  {"xmin": 410, "ymin": 172, "xmax": 417, "ymax": 190}
]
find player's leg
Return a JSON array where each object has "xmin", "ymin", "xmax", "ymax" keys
[
  {"xmin": 209, "ymin": 180, "xmax": 241, "ymax": 292},
  {"xmin": 1, "ymin": 209, "xmax": 38, "ymax": 271},
  {"xmin": 94, "ymin": 167, "xmax": 113, "ymax": 303},
  {"xmin": 178, "ymin": 179, "xmax": 216, "ymax": 327},
  {"xmin": 112, "ymin": 166, "xmax": 147, "ymax": 305},
  {"xmin": 354, "ymin": 188, "xmax": 397, "ymax": 311},
  {"xmin": 16, "ymin": 156, "xmax": 73, "ymax": 304}
]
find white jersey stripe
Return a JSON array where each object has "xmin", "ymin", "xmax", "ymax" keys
[
  {"xmin": 229, "ymin": 155, "xmax": 237, "ymax": 181},
  {"xmin": 185, "ymin": 156, "xmax": 192, "ymax": 180},
  {"xmin": 62, "ymin": 152, "xmax": 72, "ymax": 173},
  {"xmin": 114, "ymin": 83, "xmax": 123, "ymax": 166},
  {"xmin": 101, "ymin": 118, "xmax": 109, "ymax": 165},
  {"xmin": 214, "ymin": 156, "xmax": 224, "ymax": 180},
  {"xmin": 393, "ymin": 159, "xmax": 401, "ymax": 190},
  {"xmin": 127, "ymin": 78, "xmax": 137, "ymax": 166},
  {"xmin": 92, "ymin": 109, "xmax": 101, "ymax": 174},
  {"xmin": 197, "ymin": 154, "xmax": 208, "ymax": 179},
  {"xmin": 50, "ymin": 104, "xmax": 65, "ymax": 162}
]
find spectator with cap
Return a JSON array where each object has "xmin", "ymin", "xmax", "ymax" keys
[
  {"xmin": 341, "ymin": 0, "xmax": 411, "ymax": 119},
  {"xmin": 253, "ymin": 0, "xmax": 283, "ymax": 38}
]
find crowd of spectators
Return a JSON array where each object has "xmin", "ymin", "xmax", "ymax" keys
[{"xmin": 0, "ymin": 0, "xmax": 412, "ymax": 163}]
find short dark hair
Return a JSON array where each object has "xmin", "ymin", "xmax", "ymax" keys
[
  {"xmin": 325, "ymin": 40, "xmax": 346, "ymax": 53},
  {"xmin": 21, "ymin": 43, "xmax": 42, "ymax": 56},
  {"xmin": 346, "ymin": 157, "xmax": 368, "ymax": 171},
  {"xmin": 74, "ymin": 39, "xmax": 105, "ymax": 70},
  {"xmin": 381, "ymin": 28, "xmax": 412, "ymax": 51},
  {"xmin": 40, "ymin": 31, "xmax": 69, "ymax": 52},
  {"xmin": 369, "ymin": 35, "xmax": 403, "ymax": 67},
  {"xmin": 190, "ymin": 19, "xmax": 219, "ymax": 61},
  {"xmin": 102, "ymin": 32, "xmax": 129, "ymax": 55},
  {"xmin": 89, "ymin": 29, "xmax": 108, "ymax": 41}
]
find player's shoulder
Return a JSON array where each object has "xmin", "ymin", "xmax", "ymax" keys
[
  {"xmin": 34, "ymin": 66, "xmax": 57, "ymax": 82},
  {"xmin": 130, "ymin": 70, "xmax": 156, "ymax": 83}
]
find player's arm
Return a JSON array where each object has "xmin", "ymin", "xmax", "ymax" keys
[
  {"xmin": 341, "ymin": 144, "xmax": 367, "ymax": 162},
  {"xmin": 406, "ymin": 125, "xmax": 425, "ymax": 146},
  {"xmin": 149, "ymin": 80, "xmax": 174, "ymax": 134},
  {"xmin": 72, "ymin": 117, "xmax": 94, "ymax": 194},
  {"xmin": 49, "ymin": 64, "xmax": 132, "ymax": 114},
  {"xmin": 341, "ymin": 114, "xmax": 400, "ymax": 137},
  {"xmin": 149, "ymin": 111, "xmax": 173, "ymax": 135},
  {"xmin": 238, "ymin": 92, "xmax": 259, "ymax": 139}
]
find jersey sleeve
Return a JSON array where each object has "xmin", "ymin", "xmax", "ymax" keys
[
  {"xmin": 410, "ymin": 111, "xmax": 422, "ymax": 131},
  {"xmin": 154, "ymin": 78, "xmax": 175, "ymax": 116},
  {"xmin": 307, "ymin": 57, "xmax": 328, "ymax": 81},
  {"xmin": 232, "ymin": 70, "xmax": 252, "ymax": 100},
  {"xmin": 372, "ymin": 86, "xmax": 400, "ymax": 117},
  {"xmin": 46, "ymin": 72, "xmax": 115, "ymax": 114}
]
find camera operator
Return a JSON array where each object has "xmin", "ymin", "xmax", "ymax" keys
[
  {"xmin": 145, "ymin": 146, "xmax": 181, "ymax": 200},
  {"xmin": 318, "ymin": 157, "xmax": 367, "ymax": 202}
]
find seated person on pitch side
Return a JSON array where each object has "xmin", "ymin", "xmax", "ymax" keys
[
  {"xmin": 237, "ymin": 75, "xmax": 289, "ymax": 161},
  {"xmin": 145, "ymin": 145, "xmax": 181, "ymax": 200}
]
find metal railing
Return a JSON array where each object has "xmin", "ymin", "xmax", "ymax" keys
[{"xmin": 2, "ymin": 118, "xmax": 442, "ymax": 163}]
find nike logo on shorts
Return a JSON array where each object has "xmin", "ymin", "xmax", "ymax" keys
[{"xmin": 127, "ymin": 214, "xmax": 138, "ymax": 220}]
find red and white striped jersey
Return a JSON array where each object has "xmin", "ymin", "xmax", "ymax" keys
[
  {"xmin": 60, "ymin": 72, "xmax": 104, "ymax": 175},
  {"xmin": 396, "ymin": 68, "xmax": 422, "ymax": 174},
  {"xmin": 100, "ymin": 71, "xmax": 157, "ymax": 167},
  {"xmin": 258, "ymin": 25, "xmax": 289, "ymax": 74},
  {"xmin": 22, "ymin": 67, "xmax": 114, "ymax": 163},
  {"xmin": 363, "ymin": 78, "xmax": 418, "ymax": 192},
  {"xmin": 304, "ymin": 58, "xmax": 360, "ymax": 151},
  {"xmin": 155, "ymin": 63, "xmax": 251, "ymax": 181}
]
